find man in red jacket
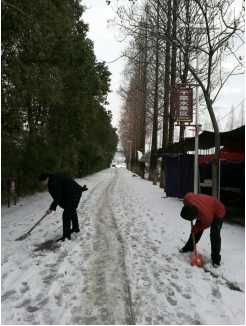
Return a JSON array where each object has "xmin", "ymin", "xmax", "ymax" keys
[{"xmin": 180, "ymin": 192, "xmax": 226, "ymax": 268}]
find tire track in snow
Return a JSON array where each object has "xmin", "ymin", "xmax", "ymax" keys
[{"xmin": 72, "ymin": 169, "xmax": 135, "ymax": 325}]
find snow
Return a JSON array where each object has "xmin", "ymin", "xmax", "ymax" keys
[{"xmin": 1, "ymin": 168, "xmax": 245, "ymax": 325}]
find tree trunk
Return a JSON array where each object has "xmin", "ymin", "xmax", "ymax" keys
[
  {"xmin": 160, "ymin": 0, "xmax": 171, "ymax": 190},
  {"xmin": 148, "ymin": 1, "xmax": 160, "ymax": 185},
  {"xmin": 139, "ymin": 18, "xmax": 148, "ymax": 180},
  {"xmin": 168, "ymin": 0, "xmax": 177, "ymax": 147},
  {"xmin": 205, "ymin": 92, "xmax": 219, "ymax": 198}
]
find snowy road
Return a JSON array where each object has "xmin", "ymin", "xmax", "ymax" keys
[
  {"xmin": 1, "ymin": 168, "xmax": 245, "ymax": 325},
  {"xmin": 73, "ymin": 170, "xmax": 135, "ymax": 324}
]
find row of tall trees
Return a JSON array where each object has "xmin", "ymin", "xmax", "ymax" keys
[
  {"xmin": 1, "ymin": 0, "xmax": 118, "ymax": 201},
  {"xmin": 224, "ymin": 102, "xmax": 245, "ymax": 131},
  {"xmin": 110, "ymin": 0, "xmax": 244, "ymax": 197}
]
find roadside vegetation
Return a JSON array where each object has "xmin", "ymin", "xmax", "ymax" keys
[{"xmin": 2, "ymin": 0, "xmax": 118, "ymax": 201}]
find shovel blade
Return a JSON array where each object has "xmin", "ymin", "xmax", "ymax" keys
[
  {"xmin": 15, "ymin": 233, "xmax": 31, "ymax": 241},
  {"xmin": 190, "ymin": 253, "xmax": 204, "ymax": 267}
]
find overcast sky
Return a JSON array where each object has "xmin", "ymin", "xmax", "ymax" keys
[{"xmin": 82, "ymin": 0, "xmax": 245, "ymax": 129}]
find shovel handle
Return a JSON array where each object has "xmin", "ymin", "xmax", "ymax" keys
[
  {"xmin": 15, "ymin": 212, "xmax": 48, "ymax": 241},
  {"xmin": 191, "ymin": 221, "xmax": 197, "ymax": 257},
  {"xmin": 25, "ymin": 212, "xmax": 48, "ymax": 235}
]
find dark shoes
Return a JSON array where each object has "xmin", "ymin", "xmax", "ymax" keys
[
  {"xmin": 212, "ymin": 262, "xmax": 220, "ymax": 268},
  {"xmin": 56, "ymin": 236, "xmax": 71, "ymax": 242},
  {"xmin": 56, "ymin": 229, "xmax": 79, "ymax": 242},
  {"xmin": 70, "ymin": 228, "xmax": 80, "ymax": 234},
  {"xmin": 179, "ymin": 247, "xmax": 192, "ymax": 253}
]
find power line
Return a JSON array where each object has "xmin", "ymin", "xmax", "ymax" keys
[
  {"xmin": 202, "ymin": 99, "xmax": 245, "ymax": 126},
  {"xmin": 217, "ymin": 99, "xmax": 245, "ymax": 122}
]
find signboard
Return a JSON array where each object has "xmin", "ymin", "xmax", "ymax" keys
[
  {"xmin": 8, "ymin": 178, "xmax": 17, "ymax": 207},
  {"xmin": 9, "ymin": 178, "xmax": 16, "ymax": 195},
  {"xmin": 175, "ymin": 87, "xmax": 193, "ymax": 123}
]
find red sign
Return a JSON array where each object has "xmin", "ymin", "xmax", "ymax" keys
[
  {"xmin": 175, "ymin": 87, "xmax": 193, "ymax": 123},
  {"xmin": 9, "ymin": 178, "xmax": 16, "ymax": 195}
]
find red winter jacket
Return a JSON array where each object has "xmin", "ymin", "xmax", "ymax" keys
[{"xmin": 183, "ymin": 192, "xmax": 226, "ymax": 234}]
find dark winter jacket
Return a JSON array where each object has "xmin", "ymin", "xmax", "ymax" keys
[
  {"xmin": 48, "ymin": 173, "xmax": 83, "ymax": 211},
  {"xmin": 183, "ymin": 192, "xmax": 225, "ymax": 234}
]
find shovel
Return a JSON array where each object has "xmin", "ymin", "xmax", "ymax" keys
[
  {"xmin": 15, "ymin": 213, "xmax": 48, "ymax": 241},
  {"xmin": 190, "ymin": 221, "xmax": 204, "ymax": 267}
]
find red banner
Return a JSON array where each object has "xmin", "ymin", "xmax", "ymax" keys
[{"xmin": 175, "ymin": 87, "xmax": 193, "ymax": 123}]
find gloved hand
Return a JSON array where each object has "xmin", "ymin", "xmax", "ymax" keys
[{"xmin": 82, "ymin": 185, "xmax": 88, "ymax": 191}]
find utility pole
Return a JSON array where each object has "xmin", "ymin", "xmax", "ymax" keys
[{"xmin": 194, "ymin": 51, "xmax": 199, "ymax": 194}]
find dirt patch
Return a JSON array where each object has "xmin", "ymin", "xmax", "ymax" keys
[{"xmin": 34, "ymin": 240, "xmax": 60, "ymax": 252}]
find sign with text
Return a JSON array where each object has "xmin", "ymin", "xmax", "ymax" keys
[
  {"xmin": 9, "ymin": 178, "xmax": 16, "ymax": 195},
  {"xmin": 8, "ymin": 178, "xmax": 17, "ymax": 207},
  {"xmin": 175, "ymin": 87, "xmax": 193, "ymax": 123}
]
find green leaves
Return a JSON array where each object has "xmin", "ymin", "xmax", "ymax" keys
[{"xmin": 1, "ymin": 0, "xmax": 117, "ymax": 200}]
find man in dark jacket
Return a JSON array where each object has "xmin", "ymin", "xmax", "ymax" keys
[
  {"xmin": 39, "ymin": 173, "xmax": 88, "ymax": 242},
  {"xmin": 180, "ymin": 192, "xmax": 225, "ymax": 268}
]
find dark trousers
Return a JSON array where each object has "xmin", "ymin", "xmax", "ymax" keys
[
  {"xmin": 62, "ymin": 192, "xmax": 81, "ymax": 238},
  {"xmin": 183, "ymin": 218, "xmax": 224, "ymax": 263}
]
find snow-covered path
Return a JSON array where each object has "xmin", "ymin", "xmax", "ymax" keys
[
  {"xmin": 72, "ymin": 169, "xmax": 135, "ymax": 324},
  {"xmin": 1, "ymin": 168, "xmax": 245, "ymax": 325}
]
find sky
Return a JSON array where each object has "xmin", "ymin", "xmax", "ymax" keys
[
  {"xmin": 1, "ymin": 168, "xmax": 245, "ymax": 324},
  {"xmin": 82, "ymin": 0, "xmax": 125, "ymax": 128},
  {"xmin": 81, "ymin": 0, "xmax": 245, "ymax": 130}
]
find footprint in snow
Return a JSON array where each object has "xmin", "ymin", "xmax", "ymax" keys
[
  {"xmin": 211, "ymin": 286, "xmax": 222, "ymax": 299},
  {"xmin": 151, "ymin": 245, "xmax": 159, "ymax": 254},
  {"xmin": 185, "ymin": 268, "xmax": 193, "ymax": 279},
  {"xmin": 20, "ymin": 282, "xmax": 30, "ymax": 294},
  {"xmin": 162, "ymin": 254, "xmax": 173, "ymax": 263},
  {"xmin": 1, "ymin": 290, "xmax": 17, "ymax": 302},
  {"xmin": 166, "ymin": 295, "xmax": 177, "ymax": 306},
  {"xmin": 171, "ymin": 273, "xmax": 179, "ymax": 280},
  {"xmin": 181, "ymin": 292, "xmax": 192, "ymax": 299}
]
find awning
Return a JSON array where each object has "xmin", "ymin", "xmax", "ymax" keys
[
  {"xmin": 163, "ymin": 125, "xmax": 245, "ymax": 153},
  {"xmin": 198, "ymin": 138, "xmax": 245, "ymax": 164}
]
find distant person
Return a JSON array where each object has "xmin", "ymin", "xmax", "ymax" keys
[
  {"xmin": 39, "ymin": 173, "xmax": 88, "ymax": 242},
  {"xmin": 179, "ymin": 192, "xmax": 225, "ymax": 268}
]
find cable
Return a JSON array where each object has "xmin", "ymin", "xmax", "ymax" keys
[
  {"xmin": 217, "ymin": 99, "xmax": 245, "ymax": 122},
  {"xmin": 202, "ymin": 99, "xmax": 245, "ymax": 126}
]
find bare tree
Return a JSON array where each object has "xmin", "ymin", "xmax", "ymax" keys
[
  {"xmin": 138, "ymin": 15, "xmax": 148, "ymax": 178},
  {"xmin": 109, "ymin": 0, "xmax": 244, "ymax": 198},
  {"xmin": 152, "ymin": 0, "xmax": 244, "ymax": 197},
  {"xmin": 236, "ymin": 101, "xmax": 245, "ymax": 128},
  {"xmin": 148, "ymin": 0, "xmax": 160, "ymax": 185},
  {"xmin": 159, "ymin": 0, "xmax": 171, "ymax": 189},
  {"xmin": 225, "ymin": 105, "xmax": 236, "ymax": 130}
]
